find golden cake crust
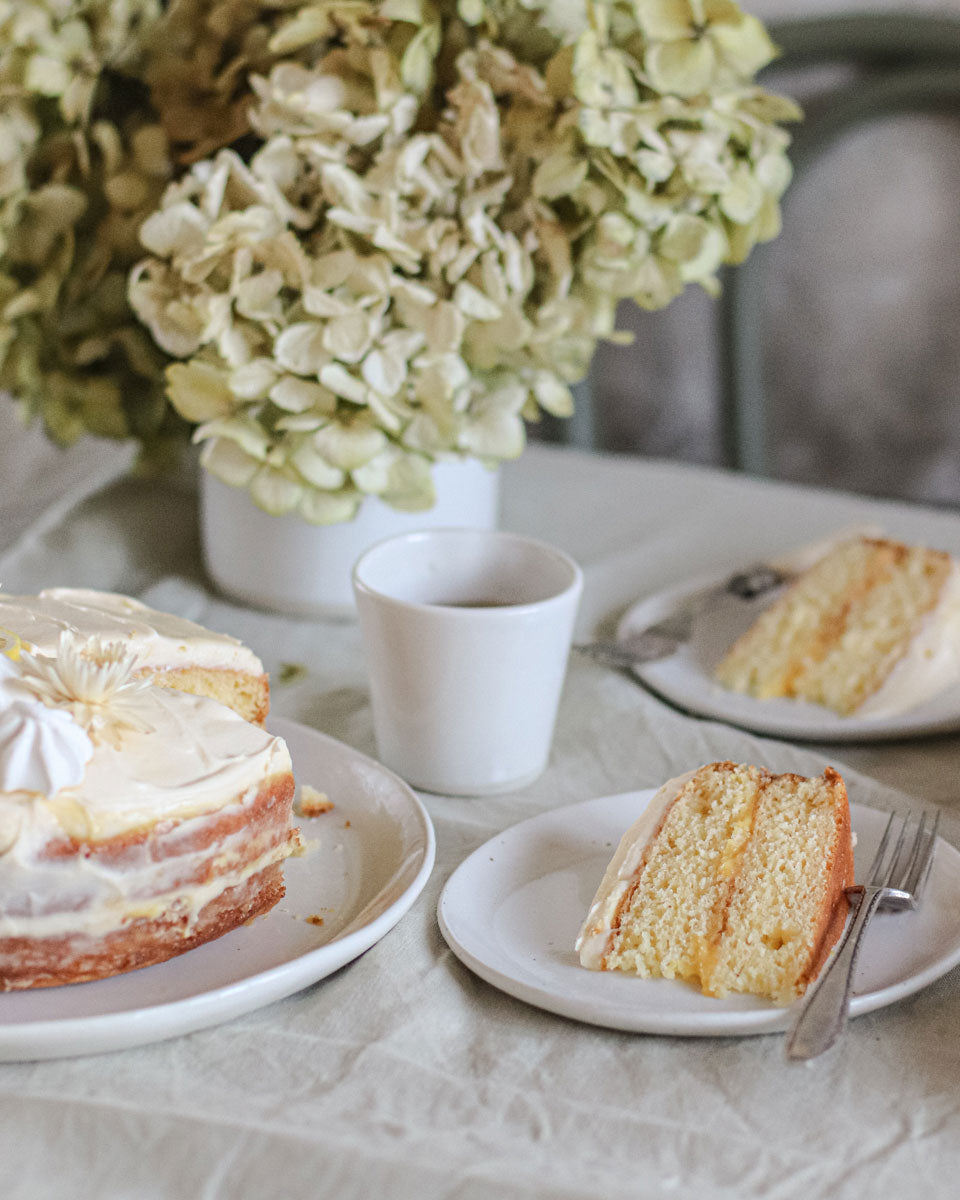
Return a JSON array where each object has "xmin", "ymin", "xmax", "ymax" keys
[
  {"xmin": 793, "ymin": 767, "xmax": 855, "ymax": 992},
  {"xmin": 0, "ymin": 863, "xmax": 286, "ymax": 990},
  {"xmin": 146, "ymin": 666, "xmax": 269, "ymax": 726}
]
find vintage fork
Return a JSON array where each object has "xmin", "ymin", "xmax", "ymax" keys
[
  {"xmin": 785, "ymin": 809, "xmax": 940, "ymax": 1062},
  {"xmin": 574, "ymin": 563, "xmax": 791, "ymax": 669}
]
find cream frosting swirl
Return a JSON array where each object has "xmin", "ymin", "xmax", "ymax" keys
[{"xmin": 0, "ymin": 655, "xmax": 93, "ymax": 796}]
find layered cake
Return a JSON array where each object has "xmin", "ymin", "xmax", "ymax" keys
[
  {"xmin": 713, "ymin": 535, "xmax": 960, "ymax": 717},
  {"xmin": 0, "ymin": 588, "xmax": 269, "ymax": 725},
  {"xmin": 0, "ymin": 633, "xmax": 298, "ymax": 990},
  {"xmin": 576, "ymin": 762, "xmax": 854, "ymax": 1003}
]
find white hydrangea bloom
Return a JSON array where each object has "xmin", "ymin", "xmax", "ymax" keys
[{"xmin": 2, "ymin": 0, "xmax": 797, "ymax": 517}]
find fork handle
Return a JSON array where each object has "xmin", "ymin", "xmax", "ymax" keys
[{"xmin": 784, "ymin": 885, "xmax": 883, "ymax": 1062}]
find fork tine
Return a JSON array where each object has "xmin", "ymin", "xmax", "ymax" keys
[
  {"xmin": 882, "ymin": 816, "xmax": 911, "ymax": 888},
  {"xmin": 866, "ymin": 811, "xmax": 898, "ymax": 886},
  {"xmin": 903, "ymin": 810, "xmax": 940, "ymax": 900},
  {"xmin": 896, "ymin": 811, "xmax": 929, "ymax": 892}
]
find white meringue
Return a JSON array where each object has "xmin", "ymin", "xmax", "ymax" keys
[{"xmin": 0, "ymin": 687, "xmax": 93, "ymax": 796}]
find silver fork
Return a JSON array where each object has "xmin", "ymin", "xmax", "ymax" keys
[
  {"xmin": 785, "ymin": 809, "xmax": 940, "ymax": 1062},
  {"xmin": 574, "ymin": 563, "xmax": 790, "ymax": 669}
]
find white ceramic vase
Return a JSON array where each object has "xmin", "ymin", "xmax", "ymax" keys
[{"xmin": 199, "ymin": 458, "xmax": 501, "ymax": 617}]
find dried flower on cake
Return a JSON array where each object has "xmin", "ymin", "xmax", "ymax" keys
[
  {"xmin": 0, "ymin": 651, "xmax": 95, "ymax": 797},
  {"xmin": 13, "ymin": 633, "xmax": 155, "ymax": 746}
]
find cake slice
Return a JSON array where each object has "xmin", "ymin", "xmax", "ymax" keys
[
  {"xmin": 713, "ymin": 535, "xmax": 960, "ymax": 717},
  {"xmin": 0, "ymin": 635, "xmax": 299, "ymax": 990},
  {"xmin": 576, "ymin": 762, "xmax": 854, "ymax": 1003},
  {"xmin": 0, "ymin": 588, "xmax": 269, "ymax": 724}
]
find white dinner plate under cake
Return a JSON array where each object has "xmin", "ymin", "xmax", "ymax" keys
[
  {"xmin": 438, "ymin": 791, "xmax": 960, "ymax": 1037},
  {"xmin": 0, "ymin": 718, "xmax": 435, "ymax": 1061},
  {"xmin": 617, "ymin": 573, "xmax": 960, "ymax": 741}
]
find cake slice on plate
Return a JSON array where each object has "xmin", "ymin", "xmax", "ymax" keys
[
  {"xmin": 713, "ymin": 535, "xmax": 960, "ymax": 717},
  {"xmin": 576, "ymin": 762, "xmax": 854, "ymax": 1004}
]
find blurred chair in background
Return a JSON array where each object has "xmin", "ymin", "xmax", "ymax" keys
[
  {"xmin": 549, "ymin": 11, "xmax": 960, "ymax": 509},
  {"xmin": 720, "ymin": 13, "xmax": 960, "ymax": 484}
]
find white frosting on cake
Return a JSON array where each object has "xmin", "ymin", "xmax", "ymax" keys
[
  {"xmin": 0, "ymin": 680, "xmax": 293, "ymax": 941},
  {"xmin": 576, "ymin": 771, "xmax": 694, "ymax": 970},
  {"xmin": 0, "ymin": 817, "xmax": 291, "ymax": 939},
  {"xmin": 856, "ymin": 561, "xmax": 960, "ymax": 718},
  {"xmin": 0, "ymin": 655, "xmax": 93, "ymax": 795},
  {"xmin": 0, "ymin": 588, "xmax": 263, "ymax": 675},
  {"xmin": 44, "ymin": 684, "xmax": 289, "ymax": 837},
  {"xmin": 0, "ymin": 698, "xmax": 93, "ymax": 797}
]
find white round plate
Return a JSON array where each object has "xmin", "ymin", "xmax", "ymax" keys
[
  {"xmin": 0, "ymin": 717, "xmax": 435, "ymax": 1061},
  {"xmin": 617, "ymin": 574, "xmax": 960, "ymax": 741},
  {"xmin": 438, "ymin": 791, "xmax": 960, "ymax": 1036}
]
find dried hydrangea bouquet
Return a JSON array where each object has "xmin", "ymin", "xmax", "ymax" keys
[{"xmin": 1, "ymin": 0, "xmax": 797, "ymax": 611}]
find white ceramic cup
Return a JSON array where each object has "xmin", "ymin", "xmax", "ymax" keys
[{"xmin": 352, "ymin": 529, "xmax": 583, "ymax": 795}]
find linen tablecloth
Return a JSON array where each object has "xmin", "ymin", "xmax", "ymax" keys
[{"xmin": 3, "ymin": 443, "xmax": 960, "ymax": 1200}]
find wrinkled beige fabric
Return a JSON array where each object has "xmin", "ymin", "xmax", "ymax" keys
[{"xmin": 1, "ymin": 438, "xmax": 960, "ymax": 1199}]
